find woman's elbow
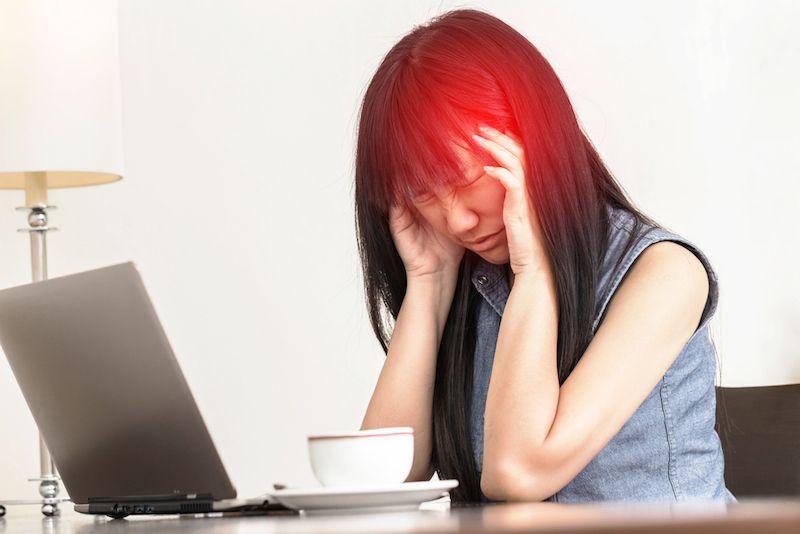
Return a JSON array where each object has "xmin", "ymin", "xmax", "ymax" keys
[{"xmin": 480, "ymin": 457, "xmax": 555, "ymax": 502}]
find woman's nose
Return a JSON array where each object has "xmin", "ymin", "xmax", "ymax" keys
[{"xmin": 443, "ymin": 197, "xmax": 479, "ymax": 237}]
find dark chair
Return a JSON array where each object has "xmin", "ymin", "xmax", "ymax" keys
[{"xmin": 716, "ymin": 384, "xmax": 800, "ymax": 497}]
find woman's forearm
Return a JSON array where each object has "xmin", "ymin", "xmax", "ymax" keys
[
  {"xmin": 482, "ymin": 267, "xmax": 560, "ymax": 494},
  {"xmin": 361, "ymin": 274, "xmax": 457, "ymax": 481}
]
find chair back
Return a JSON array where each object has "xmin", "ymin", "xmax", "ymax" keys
[{"xmin": 716, "ymin": 384, "xmax": 800, "ymax": 497}]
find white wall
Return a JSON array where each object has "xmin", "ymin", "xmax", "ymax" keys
[{"xmin": 1, "ymin": 0, "xmax": 798, "ymax": 503}]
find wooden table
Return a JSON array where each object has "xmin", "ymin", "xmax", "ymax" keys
[{"xmin": 1, "ymin": 498, "xmax": 799, "ymax": 533}]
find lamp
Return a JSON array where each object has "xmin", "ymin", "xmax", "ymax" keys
[{"xmin": 0, "ymin": 0, "xmax": 124, "ymax": 517}]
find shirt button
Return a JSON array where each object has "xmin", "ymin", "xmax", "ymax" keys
[{"xmin": 477, "ymin": 275, "xmax": 488, "ymax": 285}]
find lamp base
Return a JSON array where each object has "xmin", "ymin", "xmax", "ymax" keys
[
  {"xmin": 0, "ymin": 475, "xmax": 70, "ymax": 516},
  {"xmin": 0, "ymin": 498, "xmax": 71, "ymax": 517}
]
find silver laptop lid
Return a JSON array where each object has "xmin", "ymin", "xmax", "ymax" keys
[{"xmin": 0, "ymin": 262, "xmax": 236, "ymax": 504}]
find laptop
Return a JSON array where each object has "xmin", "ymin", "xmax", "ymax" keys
[{"xmin": 0, "ymin": 262, "xmax": 291, "ymax": 518}]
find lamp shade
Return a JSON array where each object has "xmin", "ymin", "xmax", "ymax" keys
[{"xmin": 0, "ymin": 0, "xmax": 124, "ymax": 191}]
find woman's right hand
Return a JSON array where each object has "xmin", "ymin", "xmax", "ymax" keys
[{"xmin": 389, "ymin": 202, "xmax": 465, "ymax": 282}]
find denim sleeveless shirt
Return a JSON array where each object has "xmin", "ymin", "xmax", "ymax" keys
[{"xmin": 469, "ymin": 205, "xmax": 735, "ymax": 502}]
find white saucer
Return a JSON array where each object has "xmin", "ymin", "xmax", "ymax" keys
[{"xmin": 268, "ymin": 479, "xmax": 458, "ymax": 514}]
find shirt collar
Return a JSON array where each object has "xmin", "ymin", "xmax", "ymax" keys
[
  {"xmin": 471, "ymin": 256, "xmax": 511, "ymax": 317},
  {"xmin": 471, "ymin": 204, "xmax": 619, "ymax": 317}
]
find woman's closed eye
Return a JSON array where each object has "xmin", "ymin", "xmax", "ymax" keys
[
  {"xmin": 411, "ymin": 191, "xmax": 434, "ymax": 203},
  {"xmin": 465, "ymin": 172, "xmax": 487, "ymax": 189},
  {"xmin": 411, "ymin": 191, "xmax": 433, "ymax": 202},
  {"xmin": 456, "ymin": 173, "xmax": 487, "ymax": 196},
  {"xmin": 412, "ymin": 183, "xmax": 450, "ymax": 204},
  {"xmin": 413, "ymin": 174, "xmax": 486, "ymax": 204}
]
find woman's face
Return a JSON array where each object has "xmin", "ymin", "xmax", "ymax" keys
[{"xmin": 411, "ymin": 144, "xmax": 510, "ymax": 264}]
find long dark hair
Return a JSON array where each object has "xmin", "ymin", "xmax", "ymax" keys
[{"xmin": 353, "ymin": 8, "xmax": 661, "ymax": 502}]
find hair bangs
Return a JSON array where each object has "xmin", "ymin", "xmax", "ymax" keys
[{"xmin": 382, "ymin": 82, "xmax": 515, "ymax": 212}]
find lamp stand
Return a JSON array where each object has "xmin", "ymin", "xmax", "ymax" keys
[
  {"xmin": 0, "ymin": 174, "xmax": 70, "ymax": 517},
  {"xmin": 17, "ymin": 203, "xmax": 65, "ymax": 517}
]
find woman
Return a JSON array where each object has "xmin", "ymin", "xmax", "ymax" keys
[{"xmin": 355, "ymin": 8, "xmax": 734, "ymax": 503}]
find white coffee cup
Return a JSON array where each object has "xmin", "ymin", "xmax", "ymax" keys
[{"xmin": 307, "ymin": 426, "xmax": 414, "ymax": 487}]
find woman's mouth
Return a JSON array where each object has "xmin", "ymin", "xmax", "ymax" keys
[{"xmin": 467, "ymin": 228, "xmax": 504, "ymax": 251}]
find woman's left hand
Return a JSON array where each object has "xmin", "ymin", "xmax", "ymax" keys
[{"xmin": 472, "ymin": 125, "xmax": 552, "ymax": 278}]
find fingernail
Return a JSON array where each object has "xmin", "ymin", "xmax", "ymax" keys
[
  {"xmin": 478, "ymin": 125, "xmax": 493, "ymax": 133},
  {"xmin": 472, "ymin": 134, "xmax": 485, "ymax": 144},
  {"xmin": 484, "ymin": 166, "xmax": 495, "ymax": 172}
]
